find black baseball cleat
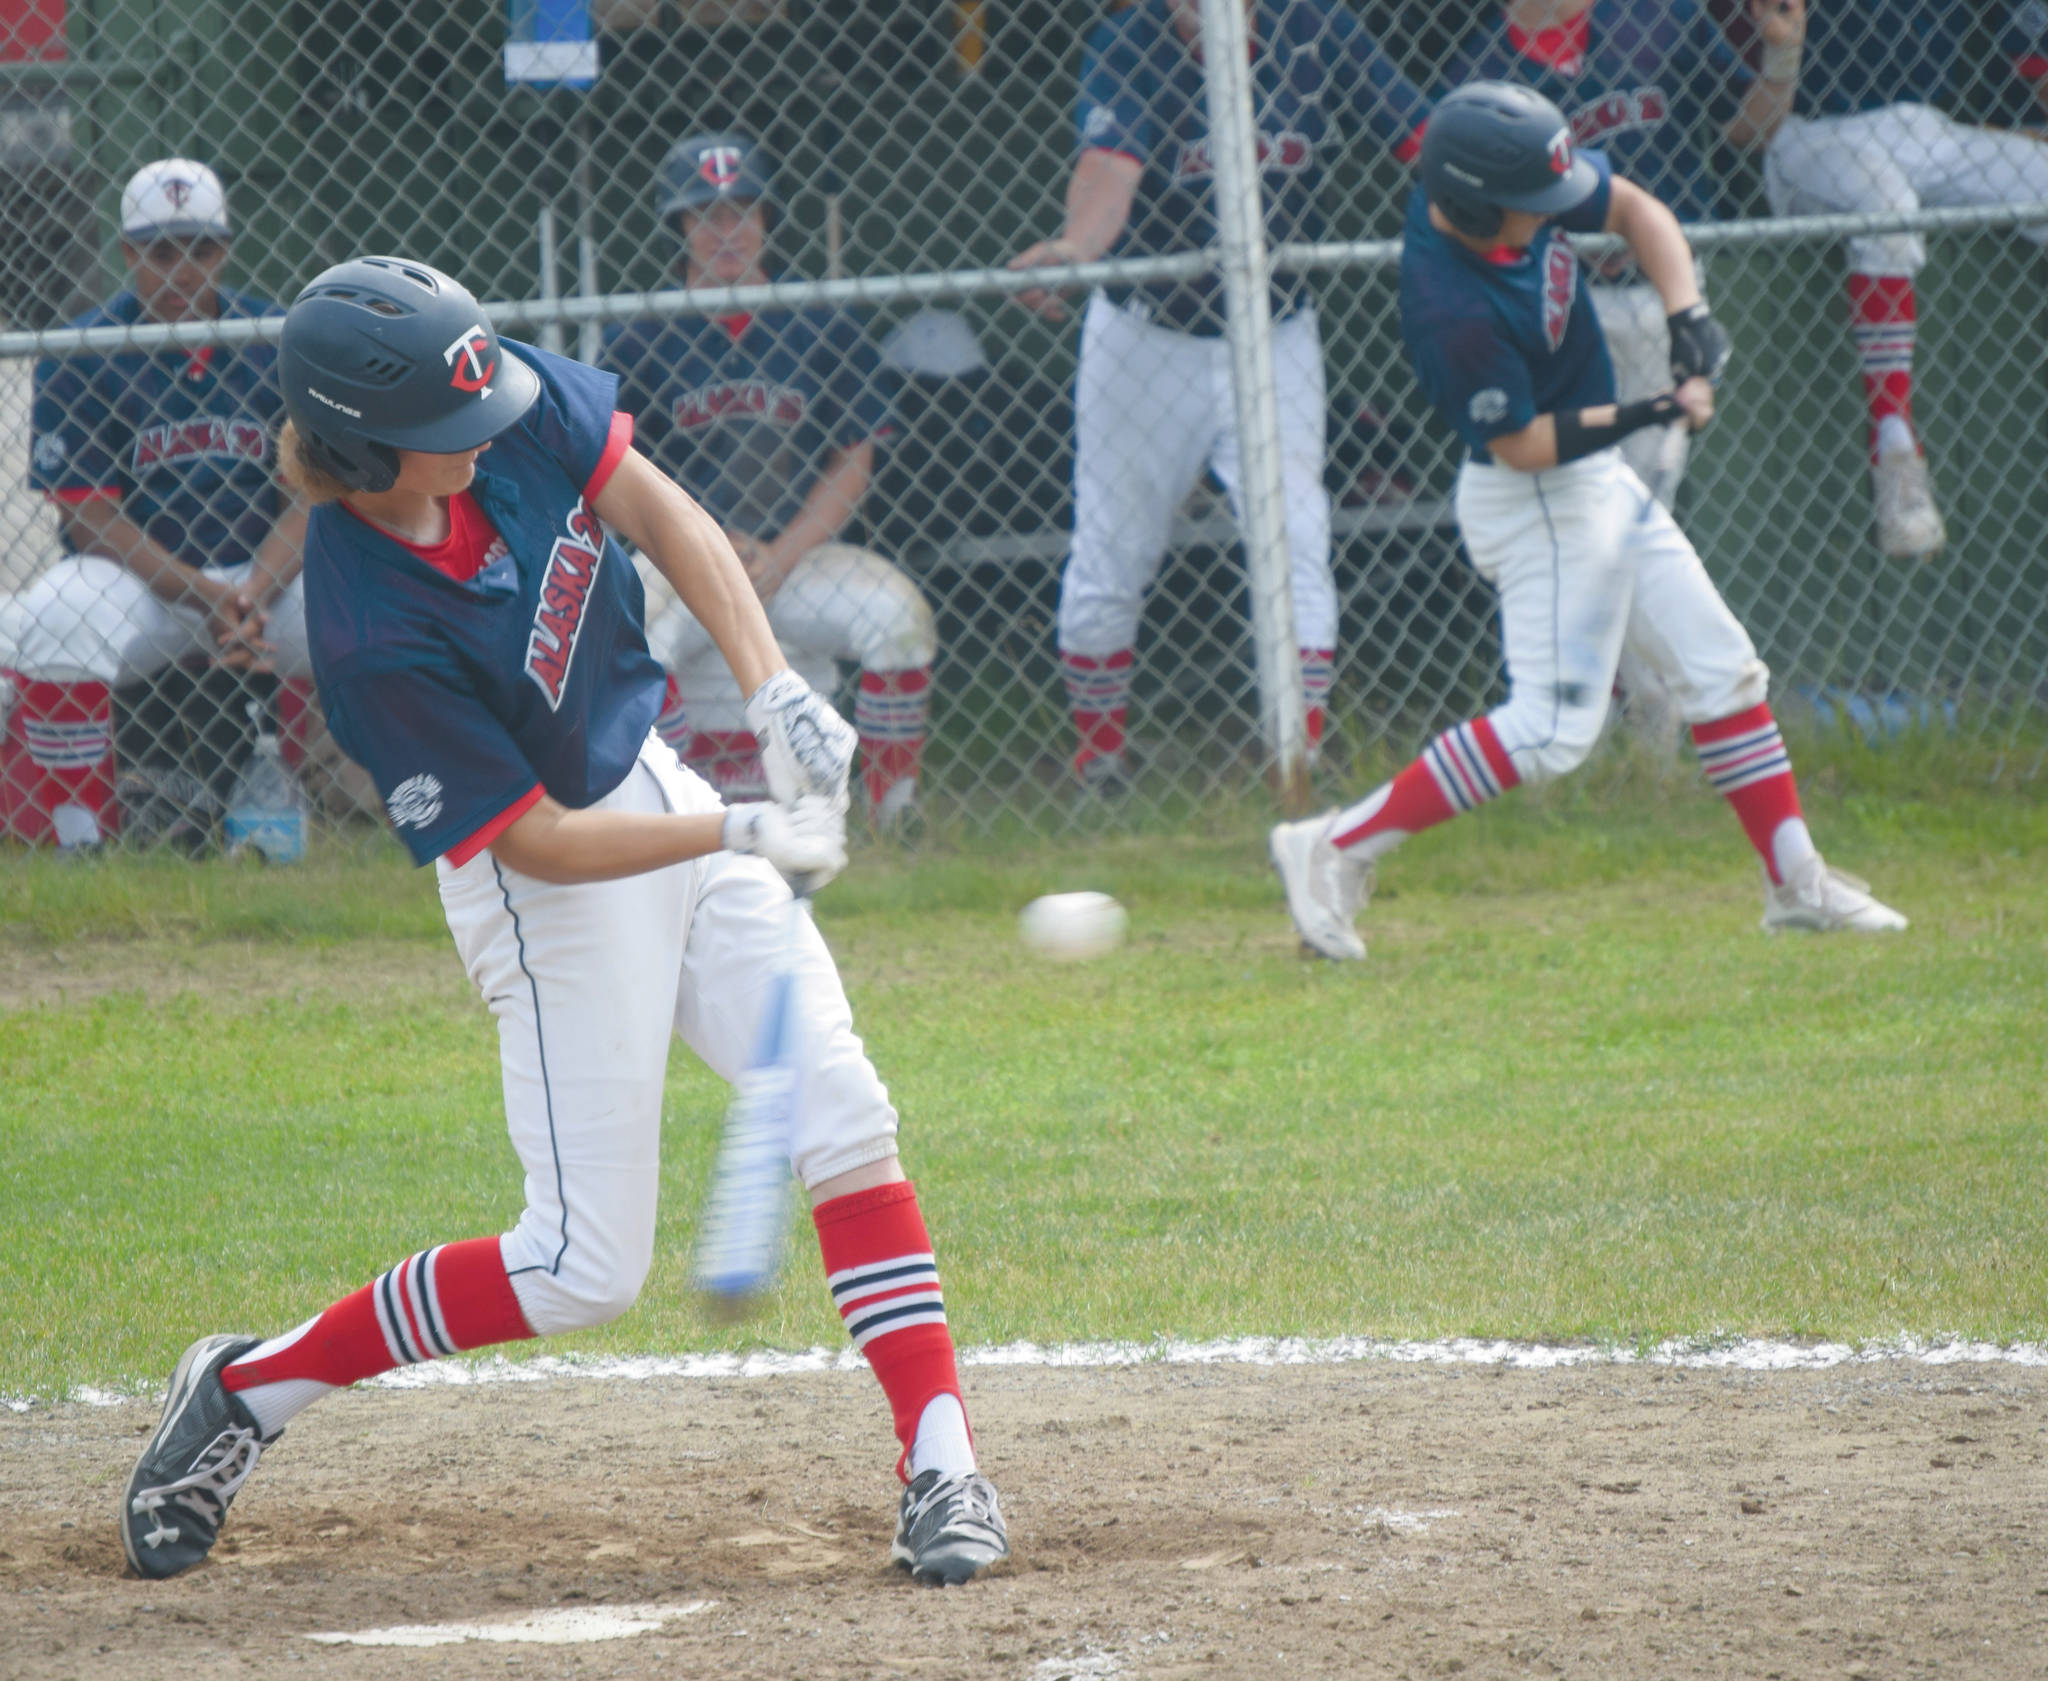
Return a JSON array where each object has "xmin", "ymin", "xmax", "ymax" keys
[
  {"xmin": 891, "ymin": 1469, "xmax": 1011, "ymax": 1585},
  {"xmin": 120, "ymin": 1334, "xmax": 273, "ymax": 1579}
]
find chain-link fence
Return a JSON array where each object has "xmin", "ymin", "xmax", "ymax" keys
[{"xmin": 1, "ymin": 0, "xmax": 2044, "ymax": 855}]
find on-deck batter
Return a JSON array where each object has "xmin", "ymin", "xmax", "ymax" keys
[
  {"xmin": 1270, "ymin": 81, "xmax": 1906, "ymax": 959},
  {"xmin": 115, "ymin": 256, "xmax": 1009, "ymax": 1590},
  {"xmin": 1008, "ymin": 0, "xmax": 1429, "ymax": 789}
]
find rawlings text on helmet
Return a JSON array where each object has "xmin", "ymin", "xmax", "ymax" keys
[{"xmin": 443, "ymin": 325, "xmax": 497, "ymax": 397}]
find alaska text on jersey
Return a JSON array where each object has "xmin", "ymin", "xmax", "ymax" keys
[{"xmin": 523, "ymin": 498, "xmax": 605, "ymax": 711}]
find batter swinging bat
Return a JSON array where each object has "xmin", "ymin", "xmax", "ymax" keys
[{"xmin": 692, "ymin": 889, "xmax": 811, "ymax": 1309}]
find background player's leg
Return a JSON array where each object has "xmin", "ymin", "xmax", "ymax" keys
[
  {"xmin": 659, "ymin": 751, "xmax": 977, "ymax": 1481},
  {"xmin": 647, "ymin": 602, "xmax": 837, "ymax": 800},
  {"xmin": 217, "ymin": 750, "xmax": 694, "ymax": 1436},
  {"xmin": 1209, "ymin": 307, "xmax": 1338, "ymax": 754},
  {"xmin": 1765, "ymin": 110, "xmax": 1943, "ymax": 555},
  {"xmin": 0, "ymin": 555, "xmax": 209, "ymax": 844},
  {"xmin": 760, "ymin": 543, "xmax": 937, "ymax": 827},
  {"xmin": 1059, "ymin": 294, "xmax": 1219, "ymax": 782}
]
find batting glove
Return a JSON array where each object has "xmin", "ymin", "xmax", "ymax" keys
[
  {"xmin": 744, "ymin": 669, "xmax": 858, "ymax": 810},
  {"xmin": 723, "ymin": 795, "xmax": 848, "ymax": 887},
  {"xmin": 1668, "ymin": 304, "xmax": 1732, "ymax": 386}
]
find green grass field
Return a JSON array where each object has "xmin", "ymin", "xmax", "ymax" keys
[{"xmin": 4, "ymin": 750, "xmax": 2044, "ymax": 1401}]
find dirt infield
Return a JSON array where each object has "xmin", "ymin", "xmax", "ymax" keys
[{"xmin": 3, "ymin": 1358, "xmax": 2042, "ymax": 1680}]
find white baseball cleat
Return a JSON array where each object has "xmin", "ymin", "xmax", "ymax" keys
[
  {"xmin": 1872, "ymin": 448, "xmax": 1946, "ymax": 559},
  {"xmin": 1269, "ymin": 813, "xmax": 1371, "ymax": 961},
  {"xmin": 1761, "ymin": 856, "xmax": 1908, "ymax": 934}
]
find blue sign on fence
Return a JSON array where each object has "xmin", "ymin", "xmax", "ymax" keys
[{"xmin": 504, "ymin": 0, "xmax": 599, "ymax": 89}]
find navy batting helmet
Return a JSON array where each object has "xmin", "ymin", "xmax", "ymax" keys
[
  {"xmin": 278, "ymin": 256, "xmax": 541, "ymax": 494},
  {"xmin": 1420, "ymin": 82, "xmax": 1600, "ymax": 242},
  {"xmin": 655, "ymin": 132, "xmax": 780, "ymax": 229}
]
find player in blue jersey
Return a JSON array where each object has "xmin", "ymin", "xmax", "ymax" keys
[
  {"xmin": 606, "ymin": 133, "xmax": 934, "ymax": 836},
  {"xmin": 1269, "ymin": 82, "xmax": 1905, "ymax": 958},
  {"xmin": 1439, "ymin": 1, "xmax": 1802, "ymax": 509},
  {"xmin": 115, "ymin": 257, "xmax": 1009, "ymax": 1589},
  {"xmin": 0, "ymin": 159, "xmax": 309, "ymax": 848},
  {"xmin": 1008, "ymin": 0, "xmax": 1429, "ymax": 789},
  {"xmin": 1709, "ymin": 0, "xmax": 2048, "ymax": 557}
]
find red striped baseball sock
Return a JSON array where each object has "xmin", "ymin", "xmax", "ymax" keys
[
  {"xmin": 1, "ymin": 677, "xmax": 116, "ymax": 846},
  {"xmin": 1062, "ymin": 648, "xmax": 1133, "ymax": 774},
  {"xmin": 1299, "ymin": 647, "xmax": 1333, "ymax": 752},
  {"xmin": 1691, "ymin": 704, "xmax": 1814, "ymax": 885},
  {"xmin": 1848, "ymin": 273, "xmax": 1917, "ymax": 461},
  {"xmin": 1329, "ymin": 716, "xmax": 1518, "ymax": 860},
  {"xmin": 813, "ymin": 1180, "xmax": 974, "ymax": 1482},
  {"xmin": 220, "ymin": 1237, "xmax": 532, "ymax": 1437},
  {"xmin": 855, "ymin": 666, "xmax": 930, "ymax": 811}
]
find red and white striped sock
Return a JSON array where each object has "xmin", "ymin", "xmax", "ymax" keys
[
  {"xmin": 813, "ymin": 1181, "xmax": 974, "ymax": 1481},
  {"xmin": 1691, "ymin": 704, "xmax": 1814, "ymax": 885},
  {"xmin": 1847, "ymin": 273, "xmax": 1918, "ymax": 460},
  {"xmin": 0, "ymin": 677, "xmax": 116, "ymax": 846},
  {"xmin": 1299, "ymin": 646, "xmax": 1333, "ymax": 751},
  {"xmin": 1330, "ymin": 716, "xmax": 1518, "ymax": 861},
  {"xmin": 220, "ymin": 1237, "xmax": 533, "ymax": 1437},
  {"xmin": 1061, "ymin": 648, "xmax": 1133, "ymax": 774},
  {"xmin": 855, "ymin": 666, "xmax": 931, "ymax": 811}
]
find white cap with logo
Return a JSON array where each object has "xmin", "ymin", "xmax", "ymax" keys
[{"xmin": 120, "ymin": 158, "xmax": 233, "ymax": 242}]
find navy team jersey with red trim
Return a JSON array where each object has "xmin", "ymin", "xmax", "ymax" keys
[
  {"xmin": 29, "ymin": 287, "xmax": 285, "ymax": 571},
  {"xmin": 302, "ymin": 339, "xmax": 664, "ymax": 867},
  {"xmin": 601, "ymin": 306, "xmax": 894, "ymax": 540},
  {"xmin": 1399, "ymin": 152, "xmax": 1617, "ymax": 466},
  {"xmin": 1441, "ymin": 0, "xmax": 1745, "ymax": 224},
  {"xmin": 1078, "ymin": 0, "xmax": 1429, "ymax": 333},
  {"xmin": 1706, "ymin": 0, "xmax": 2048, "ymax": 117}
]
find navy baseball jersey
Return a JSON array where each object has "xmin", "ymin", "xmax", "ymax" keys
[
  {"xmin": 1400, "ymin": 152, "xmax": 1617, "ymax": 465},
  {"xmin": 1078, "ymin": 0, "xmax": 1429, "ymax": 333},
  {"xmin": 601, "ymin": 307, "xmax": 894, "ymax": 540},
  {"xmin": 303, "ymin": 339, "xmax": 665, "ymax": 867},
  {"xmin": 29, "ymin": 287, "xmax": 285, "ymax": 572},
  {"xmin": 1707, "ymin": 0, "xmax": 2048, "ymax": 117},
  {"xmin": 1441, "ymin": 1, "xmax": 1746, "ymax": 224}
]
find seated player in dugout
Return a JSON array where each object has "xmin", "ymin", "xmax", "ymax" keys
[
  {"xmin": 1269, "ymin": 83, "xmax": 1907, "ymax": 959},
  {"xmin": 602, "ymin": 132, "xmax": 936, "ymax": 839},
  {"xmin": 118, "ymin": 257, "xmax": 1009, "ymax": 1589},
  {"xmin": 0, "ymin": 158, "xmax": 311, "ymax": 848}
]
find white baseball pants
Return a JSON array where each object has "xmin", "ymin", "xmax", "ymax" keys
[
  {"xmin": 1057, "ymin": 292, "xmax": 1334, "ymax": 657},
  {"xmin": 434, "ymin": 734, "xmax": 899, "ymax": 1337},
  {"xmin": 1764, "ymin": 104, "xmax": 2048, "ymax": 277},
  {"xmin": 1456, "ymin": 450, "xmax": 1769, "ymax": 784},
  {"xmin": 647, "ymin": 542, "xmax": 934, "ymax": 734},
  {"xmin": 0, "ymin": 553, "xmax": 310, "ymax": 685}
]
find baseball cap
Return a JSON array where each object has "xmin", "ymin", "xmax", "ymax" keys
[{"xmin": 120, "ymin": 158, "xmax": 232, "ymax": 243}]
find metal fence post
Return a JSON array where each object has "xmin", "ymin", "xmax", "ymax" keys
[{"xmin": 1197, "ymin": 0, "xmax": 1309, "ymax": 806}]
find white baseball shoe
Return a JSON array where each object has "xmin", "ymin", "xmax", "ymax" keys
[
  {"xmin": 1872, "ymin": 448, "xmax": 1946, "ymax": 559},
  {"xmin": 1761, "ymin": 855, "xmax": 1908, "ymax": 934},
  {"xmin": 1269, "ymin": 813, "xmax": 1371, "ymax": 961}
]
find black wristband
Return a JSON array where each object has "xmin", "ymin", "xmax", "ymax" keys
[{"xmin": 1553, "ymin": 393, "xmax": 1684, "ymax": 465}]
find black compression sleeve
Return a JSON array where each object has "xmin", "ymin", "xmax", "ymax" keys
[{"xmin": 1553, "ymin": 392, "xmax": 1685, "ymax": 465}]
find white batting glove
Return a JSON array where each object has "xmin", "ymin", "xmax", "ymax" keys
[
  {"xmin": 744, "ymin": 669, "xmax": 858, "ymax": 810},
  {"xmin": 722, "ymin": 795, "xmax": 848, "ymax": 888}
]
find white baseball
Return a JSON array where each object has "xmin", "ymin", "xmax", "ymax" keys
[{"xmin": 1018, "ymin": 891, "xmax": 1128, "ymax": 961}]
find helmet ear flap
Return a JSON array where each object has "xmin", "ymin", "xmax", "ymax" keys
[
  {"xmin": 303, "ymin": 426, "xmax": 400, "ymax": 495},
  {"xmin": 1437, "ymin": 193, "xmax": 1506, "ymax": 242}
]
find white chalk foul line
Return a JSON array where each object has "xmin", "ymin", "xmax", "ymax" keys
[
  {"xmin": 305, "ymin": 1600, "xmax": 714, "ymax": 1647},
  {"xmin": 10, "ymin": 1333, "xmax": 2045, "ymax": 1411}
]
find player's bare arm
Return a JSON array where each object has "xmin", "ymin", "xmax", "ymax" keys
[
  {"xmin": 743, "ymin": 439, "xmax": 874, "ymax": 601},
  {"xmin": 1722, "ymin": 0, "xmax": 1805, "ymax": 151},
  {"xmin": 1008, "ymin": 148, "xmax": 1142, "ymax": 319},
  {"xmin": 489, "ymin": 787, "xmax": 841, "ymax": 886},
  {"xmin": 1603, "ymin": 178, "xmax": 1703, "ymax": 316},
  {"xmin": 593, "ymin": 444, "xmax": 785, "ymax": 699},
  {"xmin": 1485, "ymin": 378, "xmax": 1715, "ymax": 474}
]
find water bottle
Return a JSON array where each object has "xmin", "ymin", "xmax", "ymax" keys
[{"xmin": 224, "ymin": 700, "xmax": 308, "ymax": 863}]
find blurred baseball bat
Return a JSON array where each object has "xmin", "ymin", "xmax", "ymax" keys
[
  {"xmin": 1641, "ymin": 416, "xmax": 1688, "ymax": 510},
  {"xmin": 818, "ymin": 109, "xmax": 846, "ymax": 282},
  {"xmin": 691, "ymin": 889, "xmax": 811, "ymax": 1312}
]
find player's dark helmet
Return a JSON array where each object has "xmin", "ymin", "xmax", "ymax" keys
[
  {"xmin": 1420, "ymin": 81, "xmax": 1602, "ymax": 242},
  {"xmin": 656, "ymin": 131, "xmax": 780, "ymax": 231},
  {"xmin": 278, "ymin": 256, "xmax": 541, "ymax": 494}
]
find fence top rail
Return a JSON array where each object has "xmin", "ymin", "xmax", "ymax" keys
[{"xmin": 7, "ymin": 200, "xmax": 2047, "ymax": 361}]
